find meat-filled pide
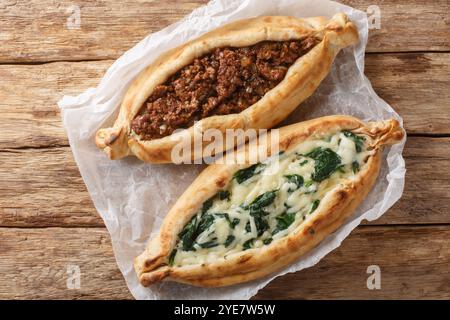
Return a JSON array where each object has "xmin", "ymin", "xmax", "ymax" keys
[
  {"xmin": 96, "ymin": 14, "xmax": 359, "ymax": 163},
  {"xmin": 134, "ymin": 116, "xmax": 404, "ymax": 287},
  {"xmin": 131, "ymin": 39, "xmax": 318, "ymax": 140}
]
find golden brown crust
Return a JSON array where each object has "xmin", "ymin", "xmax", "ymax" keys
[
  {"xmin": 95, "ymin": 13, "xmax": 359, "ymax": 163},
  {"xmin": 134, "ymin": 115, "xmax": 405, "ymax": 287}
]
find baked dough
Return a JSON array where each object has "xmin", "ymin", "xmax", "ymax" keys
[
  {"xmin": 134, "ymin": 115, "xmax": 405, "ymax": 287},
  {"xmin": 96, "ymin": 14, "xmax": 359, "ymax": 163}
]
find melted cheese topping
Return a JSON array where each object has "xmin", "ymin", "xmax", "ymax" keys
[{"xmin": 172, "ymin": 131, "xmax": 371, "ymax": 266}]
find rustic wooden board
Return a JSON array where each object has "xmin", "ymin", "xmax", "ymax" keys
[
  {"xmin": 0, "ymin": 225, "xmax": 448, "ymax": 299},
  {"xmin": 0, "ymin": 227, "xmax": 131, "ymax": 300},
  {"xmin": 0, "ymin": 60, "xmax": 113, "ymax": 149},
  {"xmin": 1, "ymin": 137, "xmax": 449, "ymax": 228},
  {"xmin": 1, "ymin": 0, "xmax": 448, "ymax": 301},
  {"xmin": 365, "ymin": 53, "xmax": 450, "ymax": 135},
  {"xmin": 255, "ymin": 225, "xmax": 450, "ymax": 300},
  {"xmin": 0, "ymin": 0, "xmax": 449, "ymax": 63},
  {"xmin": 0, "ymin": 53, "xmax": 449, "ymax": 152}
]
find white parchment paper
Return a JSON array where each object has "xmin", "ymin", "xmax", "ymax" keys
[{"xmin": 58, "ymin": 0, "xmax": 406, "ymax": 300}]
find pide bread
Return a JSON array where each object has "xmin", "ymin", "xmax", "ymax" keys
[
  {"xmin": 134, "ymin": 115, "xmax": 404, "ymax": 287},
  {"xmin": 96, "ymin": 14, "xmax": 359, "ymax": 163}
]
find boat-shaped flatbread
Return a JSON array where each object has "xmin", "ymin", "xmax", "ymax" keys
[
  {"xmin": 96, "ymin": 14, "xmax": 358, "ymax": 163},
  {"xmin": 134, "ymin": 115, "xmax": 405, "ymax": 287}
]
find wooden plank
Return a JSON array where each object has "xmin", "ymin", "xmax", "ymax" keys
[
  {"xmin": 365, "ymin": 53, "xmax": 450, "ymax": 135},
  {"xmin": 0, "ymin": 147, "xmax": 103, "ymax": 227},
  {"xmin": 254, "ymin": 225, "xmax": 450, "ymax": 299},
  {"xmin": 0, "ymin": 225, "xmax": 448, "ymax": 299},
  {"xmin": 0, "ymin": 53, "xmax": 449, "ymax": 151},
  {"xmin": 344, "ymin": 0, "xmax": 450, "ymax": 52},
  {"xmin": 0, "ymin": 227, "xmax": 132, "ymax": 299},
  {"xmin": 0, "ymin": 60, "xmax": 112, "ymax": 149},
  {"xmin": 0, "ymin": 0, "xmax": 448, "ymax": 63},
  {"xmin": 0, "ymin": 137, "xmax": 449, "ymax": 227}
]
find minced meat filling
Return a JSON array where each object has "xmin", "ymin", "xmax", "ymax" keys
[{"xmin": 131, "ymin": 38, "xmax": 318, "ymax": 140}]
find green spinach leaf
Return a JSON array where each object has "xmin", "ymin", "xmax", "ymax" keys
[
  {"xmin": 352, "ymin": 161, "xmax": 360, "ymax": 173},
  {"xmin": 230, "ymin": 218, "xmax": 240, "ymax": 229},
  {"xmin": 198, "ymin": 214, "xmax": 215, "ymax": 234},
  {"xmin": 273, "ymin": 211, "xmax": 296, "ymax": 234},
  {"xmin": 284, "ymin": 174, "xmax": 304, "ymax": 192},
  {"xmin": 306, "ymin": 147, "xmax": 342, "ymax": 182},
  {"xmin": 201, "ymin": 198, "xmax": 214, "ymax": 214},
  {"xmin": 224, "ymin": 235, "xmax": 235, "ymax": 247},
  {"xmin": 178, "ymin": 213, "xmax": 216, "ymax": 251},
  {"xmin": 233, "ymin": 163, "xmax": 264, "ymax": 184},
  {"xmin": 310, "ymin": 199, "xmax": 320, "ymax": 213},
  {"xmin": 251, "ymin": 214, "xmax": 269, "ymax": 237},
  {"xmin": 243, "ymin": 238, "xmax": 255, "ymax": 250},
  {"xmin": 178, "ymin": 216, "xmax": 198, "ymax": 251},
  {"xmin": 168, "ymin": 249, "xmax": 177, "ymax": 266},
  {"xmin": 343, "ymin": 131, "xmax": 366, "ymax": 153},
  {"xmin": 198, "ymin": 239, "xmax": 219, "ymax": 249},
  {"xmin": 249, "ymin": 190, "xmax": 277, "ymax": 208},
  {"xmin": 245, "ymin": 221, "xmax": 251, "ymax": 233},
  {"xmin": 218, "ymin": 190, "xmax": 231, "ymax": 201}
]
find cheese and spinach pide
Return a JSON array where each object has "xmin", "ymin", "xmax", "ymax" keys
[
  {"xmin": 170, "ymin": 130, "xmax": 368, "ymax": 267},
  {"xmin": 134, "ymin": 116, "xmax": 404, "ymax": 287}
]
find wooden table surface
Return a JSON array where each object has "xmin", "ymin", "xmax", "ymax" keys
[{"xmin": 0, "ymin": 0, "xmax": 449, "ymax": 300}]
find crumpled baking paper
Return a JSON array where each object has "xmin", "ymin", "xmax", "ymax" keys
[{"xmin": 58, "ymin": 0, "xmax": 406, "ymax": 300}]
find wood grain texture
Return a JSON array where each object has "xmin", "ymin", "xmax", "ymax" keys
[
  {"xmin": 0, "ymin": 60, "xmax": 112, "ymax": 149},
  {"xmin": 0, "ymin": 227, "xmax": 132, "ymax": 299},
  {"xmin": 0, "ymin": 147, "xmax": 102, "ymax": 227},
  {"xmin": 0, "ymin": 53, "xmax": 449, "ymax": 152},
  {"xmin": 254, "ymin": 225, "xmax": 450, "ymax": 300},
  {"xmin": 1, "ymin": 0, "xmax": 449, "ymax": 301},
  {"xmin": 0, "ymin": 0, "xmax": 448, "ymax": 63},
  {"xmin": 0, "ymin": 225, "xmax": 448, "ymax": 299},
  {"xmin": 1, "ymin": 137, "xmax": 449, "ymax": 228},
  {"xmin": 365, "ymin": 53, "xmax": 450, "ymax": 135}
]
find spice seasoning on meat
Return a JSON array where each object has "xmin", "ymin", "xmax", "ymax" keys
[{"xmin": 132, "ymin": 38, "xmax": 318, "ymax": 140}]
